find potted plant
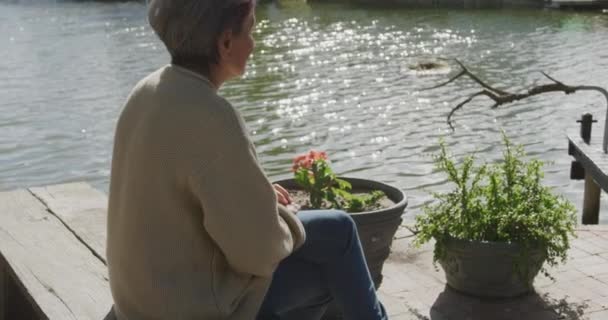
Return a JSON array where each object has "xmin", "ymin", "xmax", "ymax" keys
[
  {"xmin": 274, "ymin": 150, "xmax": 408, "ymax": 289},
  {"xmin": 413, "ymin": 133, "xmax": 577, "ymax": 298}
]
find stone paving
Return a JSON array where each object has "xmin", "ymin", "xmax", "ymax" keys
[{"xmin": 378, "ymin": 225, "xmax": 608, "ymax": 320}]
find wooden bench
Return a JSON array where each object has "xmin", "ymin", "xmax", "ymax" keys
[{"xmin": 0, "ymin": 183, "xmax": 113, "ymax": 319}]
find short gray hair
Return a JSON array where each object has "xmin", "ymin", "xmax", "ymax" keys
[{"xmin": 147, "ymin": 0, "xmax": 252, "ymax": 62}]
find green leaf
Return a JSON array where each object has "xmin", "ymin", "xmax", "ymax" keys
[
  {"xmin": 336, "ymin": 178, "xmax": 352, "ymax": 191},
  {"xmin": 414, "ymin": 133, "xmax": 577, "ymax": 283}
]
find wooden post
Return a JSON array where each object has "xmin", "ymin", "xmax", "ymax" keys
[
  {"xmin": 578, "ymin": 113, "xmax": 595, "ymax": 144},
  {"xmin": 579, "ymin": 114, "xmax": 601, "ymax": 225},
  {"xmin": 583, "ymin": 176, "xmax": 601, "ymax": 225}
]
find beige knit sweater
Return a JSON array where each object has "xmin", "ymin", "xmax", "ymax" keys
[{"xmin": 107, "ymin": 65, "xmax": 306, "ymax": 320}]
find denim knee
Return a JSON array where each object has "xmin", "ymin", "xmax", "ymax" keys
[
  {"xmin": 325, "ymin": 210, "xmax": 356, "ymax": 234},
  {"xmin": 296, "ymin": 210, "xmax": 359, "ymax": 262},
  {"xmin": 322, "ymin": 210, "xmax": 357, "ymax": 250}
]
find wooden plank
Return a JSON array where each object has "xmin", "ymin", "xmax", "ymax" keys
[
  {"xmin": 29, "ymin": 183, "xmax": 108, "ymax": 264},
  {"xmin": 568, "ymin": 134, "xmax": 608, "ymax": 192},
  {"xmin": 0, "ymin": 189, "xmax": 111, "ymax": 320}
]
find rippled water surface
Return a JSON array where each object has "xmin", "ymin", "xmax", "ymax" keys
[{"xmin": 2, "ymin": 1, "xmax": 608, "ymax": 221}]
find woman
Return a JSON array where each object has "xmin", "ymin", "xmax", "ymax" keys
[{"xmin": 106, "ymin": 0, "xmax": 388, "ymax": 319}]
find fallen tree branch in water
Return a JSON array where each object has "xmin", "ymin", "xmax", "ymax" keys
[{"xmin": 423, "ymin": 59, "xmax": 608, "ymax": 131}]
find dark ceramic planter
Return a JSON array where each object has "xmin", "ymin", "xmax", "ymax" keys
[
  {"xmin": 438, "ymin": 237, "xmax": 546, "ymax": 298},
  {"xmin": 273, "ymin": 177, "xmax": 407, "ymax": 318}
]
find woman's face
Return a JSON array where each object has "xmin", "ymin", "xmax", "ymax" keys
[{"xmin": 223, "ymin": 9, "xmax": 256, "ymax": 79}]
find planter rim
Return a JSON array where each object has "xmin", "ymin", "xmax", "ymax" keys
[{"xmin": 273, "ymin": 177, "xmax": 408, "ymax": 215}]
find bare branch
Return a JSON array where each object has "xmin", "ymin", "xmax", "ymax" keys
[
  {"xmin": 422, "ymin": 70, "xmax": 467, "ymax": 91},
  {"xmin": 541, "ymin": 72, "xmax": 565, "ymax": 86},
  {"xmin": 425, "ymin": 59, "xmax": 608, "ymax": 131},
  {"xmin": 447, "ymin": 91, "xmax": 494, "ymax": 130},
  {"xmin": 453, "ymin": 59, "xmax": 511, "ymax": 96},
  {"xmin": 421, "ymin": 58, "xmax": 510, "ymax": 96},
  {"xmin": 574, "ymin": 85, "xmax": 608, "ymax": 109}
]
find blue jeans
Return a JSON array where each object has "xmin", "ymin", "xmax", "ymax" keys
[{"xmin": 256, "ymin": 210, "xmax": 388, "ymax": 320}]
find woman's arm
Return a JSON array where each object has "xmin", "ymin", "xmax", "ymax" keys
[{"xmin": 187, "ymin": 102, "xmax": 305, "ymax": 277}]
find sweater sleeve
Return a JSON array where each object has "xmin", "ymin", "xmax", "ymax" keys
[{"xmin": 187, "ymin": 104, "xmax": 305, "ymax": 277}]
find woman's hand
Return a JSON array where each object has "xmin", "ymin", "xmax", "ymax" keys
[{"xmin": 273, "ymin": 184, "xmax": 291, "ymax": 205}]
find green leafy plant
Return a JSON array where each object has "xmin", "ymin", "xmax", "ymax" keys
[
  {"xmin": 414, "ymin": 133, "xmax": 577, "ymax": 279},
  {"xmin": 292, "ymin": 150, "xmax": 385, "ymax": 213}
]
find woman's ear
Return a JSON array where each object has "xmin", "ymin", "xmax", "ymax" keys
[{"xmin": 217, "ymin": 30, "xmax": 234, "ymax": 62}]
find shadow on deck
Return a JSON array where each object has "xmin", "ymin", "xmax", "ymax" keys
[{"xmin": 379, "ymin": 225, "xmax": 608, "ymax": 320}]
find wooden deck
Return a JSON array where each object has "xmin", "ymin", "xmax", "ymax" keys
[
  {"xmin": 569, "ymin": 133, "xmax": 608, "ymax": 192},
  {"xmin": 3, "ymin": 182, "xmax": 608, "ymax": 319},
  {"xmin": 568, "ymin": 130, "xmax": 608, "ymax": 224},
  {"xmin": 0, "ymin": 183, "xmax": 112, "ymax": 319}
]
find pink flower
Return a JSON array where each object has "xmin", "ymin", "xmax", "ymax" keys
[
  {"xmin": 292, "ymin": 150, "xmax": 328, "ymax": 172},
  {"xmin": 308, "ymin": 150, "xmax": 327, "ymax": 161}
]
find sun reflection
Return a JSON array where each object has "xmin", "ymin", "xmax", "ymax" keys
[{"xmin": 3, "ymin": 2, "xmax": 606, "ymax": 218}]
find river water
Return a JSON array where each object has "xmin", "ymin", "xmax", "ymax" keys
[{"xmin": 2, "ymin": 1, "xmax": 608, "ymax": 221}]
